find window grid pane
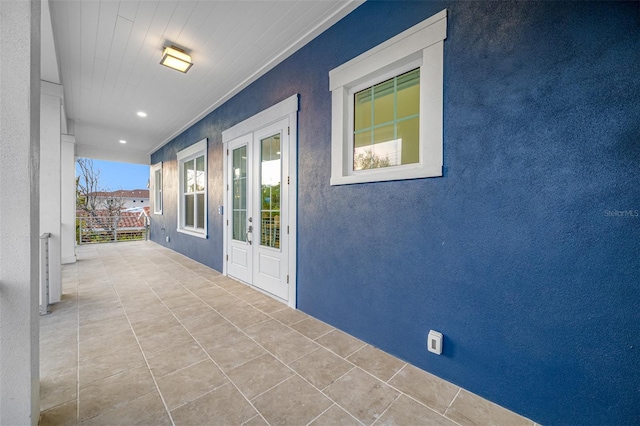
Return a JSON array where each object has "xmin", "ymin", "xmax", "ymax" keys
[
  {"xmin": 196, "ymin": 193, "xmax": 205, "ymax": 229},
  {"xmin": 184, "ymin": 159, "xmax": 195, "ymax": 193},
  {"xmin": 195, "ymin": 155, "xmax": 205, "ymax": 191},
  {"xmin": 353, "ymin": 68, "xmax": 420, "ymax": 171},
  {"xmin": 155, "ymin": 169, "xmax": 162, "ymax": 212},
  {"xmin": 185, "ymin": 194, "xmax": 194, "ymax": 227}
]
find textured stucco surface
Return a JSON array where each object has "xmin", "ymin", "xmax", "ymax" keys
[
  {"xmin": 151, "ymin": 2, "xmax": 640, "ymax": 424},
  {"xmin": 0, "ymin": 0, "xmax": 41, "ymax": 424}
]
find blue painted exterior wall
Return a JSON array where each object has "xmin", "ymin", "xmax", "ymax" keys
[{"xmin": 151, "ymin": 2, "xmax": 640, "ymax": 424}]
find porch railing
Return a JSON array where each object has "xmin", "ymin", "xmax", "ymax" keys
[
  {"xmin": 76, "ymin": 215, "xmax": 149, "ymax": 244},
  {"xmin": 39, "ymin": 233, "xmax": 51, "ymax": 315}
]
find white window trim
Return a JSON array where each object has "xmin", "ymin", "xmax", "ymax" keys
[
  {"xmin": 177, "ymin": 138, "xmax": 208, "ymax": 238},
  {"xmin": 151, "ymin": 162, "xmax": 163, "ymax": 215},
  {"xmin": 329, "ymin": 9, "xmax": 447, "ymax": 185}
]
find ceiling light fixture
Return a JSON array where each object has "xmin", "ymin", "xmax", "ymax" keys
[
  {"xmin": 137, "ymin": 111, "xmax": 147, "ymax": 117},
  {"xmin": 119, "ymin": 140, "xmax": 127, "ymax": 144},
  {"xmin": 160, "ymin": 45, "xmax": 193, "ymax": 73}
]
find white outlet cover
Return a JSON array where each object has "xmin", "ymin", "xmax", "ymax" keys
[{"xmin": 428, "ymin": 330, "xmax": 443, "ymax": 355}]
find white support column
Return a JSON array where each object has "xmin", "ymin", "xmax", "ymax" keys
[
  {"xmin": 61, "ymin": 135, "xmax": 77, "ymax": 264},
  {"xmin": 0, "ymin": 1, "xmax": 41, "ymax": 425},
  {"xmin": 40, "ymin": 81, "xmax": 62, "ymax": 303}
]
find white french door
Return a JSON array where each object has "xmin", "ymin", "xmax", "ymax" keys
[{"xmin": 225, "ymin": 117, "xmax": 292, "ymax": 302}]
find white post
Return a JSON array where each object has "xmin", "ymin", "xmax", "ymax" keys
[
  {"xmin": 0, "ymin": 0, "xmax": 41, "ymax": 425},
  {"xmin": 40, "ymin": 81, "xmax": 62, "ymax": 303},
  {"xmin": 61, "ymin": 135, "xmax": 77, "ymax": 264}
]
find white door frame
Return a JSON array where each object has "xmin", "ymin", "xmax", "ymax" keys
[{"xmin": 222, "ymin": 94, "xmax": 298, "ymax": 308}]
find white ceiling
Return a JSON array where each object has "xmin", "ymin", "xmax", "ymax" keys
[{"xmin": 47, "ymin": 0, "xmax": 362, "ymax": 164}]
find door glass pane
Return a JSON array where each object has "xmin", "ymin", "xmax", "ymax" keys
[
  {"xmin": 232, "ymin": 146, "xmax": 247, "ymax": 241},
  {"xmin": 260, "ymin": 134, "xmax": 281, "ymax": 249},
  {"xmin": 185, "ymin": 194, "xmax": 194, "ymax": 227},
  {"xmin": 195, "ymin": 155, "xmax": 205, "ymax": 191},
  {"xmin": 184, "ymin": 159, "xmax": 195, "ymax": 193}
]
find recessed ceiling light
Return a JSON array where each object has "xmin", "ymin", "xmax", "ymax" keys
[
  {"xmin": 119, "ymin": 140, "xmax": 127, "ymax": 144},
  {"xmin": 137, "ymin": 111, "xmax": 147, "ymax": 117}
]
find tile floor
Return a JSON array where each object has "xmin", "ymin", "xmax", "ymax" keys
[{"xmin": 40, "ymin": 241, "xmax": 536, "ymax": 426}]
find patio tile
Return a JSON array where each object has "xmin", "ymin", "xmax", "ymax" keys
[
  {"xmin": 202, "ymin": 334, "xmax": 266, "ymax": 372},
  {"xmin": 444, "ymin": 389, "xmax": 535, "ymax": 426},
  {"xmin": 171, "ymin": 382, "xmax": 257, "ymax": 426},
  {"xmin": 78, "ymin": 365, "xmax": 156, "ymax": 421},
  {"xmin": 245, "ymin": 319, "xmax": 292, "ymax": 345},
  {"xmin": 226, "ymin": 353, "xmax": 294, "ymax": 400},
  {"xmin": 155, "ymin": 359, "xmax": 227, "ymax": 410},
  {"xmin": 79, "ymin": 328, "xmax": 138, "ymax": 360},
  {"xmin": 179, "ymin": 310, "xmax": 228, "ymax": 333},
  {"xmin": 40, "ymin": 400, "xmax": 77, "ymax": 426},
  {"xmin": 347, "ymin": 345, "xmax": 406, "ymax": 382},
  {"xmin": 262, "ymin": 331, "xmax": 319, "ymax": 365},
  {"xmin": 324, "ymin": 368, "xmax": 399, "ymax": 425},
  {"xmin": 40, "ymin": 369, "xmax": 77, "ymax": 411},
  {"xmin": 226, "ymin": 306, "xmax": 271, "ymax": 330},
  {"xmin": 251, "ymin": 295, "xmax": 287, "ymax": 314},
  {"xmin": 387, "ymin": 364, "xmax": 459, "ymax": 414},
  {"xmin": 253, "ymin": 375, "xmax": 333, "ymax": 426},
  {"xmin": 79, "ymin": 345, "xmax": 145, "ymax": 386},
  {"xmin": 376, "ymin": 395, "xmax": 456, "ymax": 426},
  {"xmin": 308, "ymin": 404, "xmax": 361, "ymax": 426},
  {"xmin": 289, "ymin": 347, "xmax": 354, "ymax": 390},
  {"xmin": 243, "ymin": 415, "xmax": 269, "ymax": 426},
  {"xmin": 291, "ymin": 317, "xmax": 334, "ymax": 340},
  {"xmin": 80, "ymin": 391, "xmax": 171, "ymax": 426},
  {"xmin": 130, "ymin": 314, "xmax": 181, "ymax": 339},
  {"xmin": 315, "ymin": 329, "xmax": 366, "ymax": 358},
  {"xmin": 270, "ymin": 307, "xmax": 309, "ymax": 325},
  {"xmin": 136, "ymin": 324, "xmax": 194, "ymax": 355},
  {"xmin": 146, "ymin": 341, "xmax": 208, "ymax": 378}
]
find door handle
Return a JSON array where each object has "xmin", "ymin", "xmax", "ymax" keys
[{"xmin": 246, "ymin": 225, "xmax": 252, "ymax": 245}]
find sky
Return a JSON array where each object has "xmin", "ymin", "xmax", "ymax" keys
[{"xmin": 77, "ymin": 158, "xmax": 150, "ymax": 191}]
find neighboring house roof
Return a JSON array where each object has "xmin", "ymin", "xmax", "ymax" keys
[
  {"xmin": 90, "ymin": 189, "xmax": 149, "ymax": 199},
  {"xmin": 76, "ymin": 210, "xmax": 147, "ymax": 229}
]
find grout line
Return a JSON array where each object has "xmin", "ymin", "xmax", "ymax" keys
[
  {"xmin": 305, "ymin": 404, "xmax": 336, "ymax": 426},
  {"xmin": 386, "ymin": 362, "xmax": 407, "ymax": 384},
  {"xmin": 370, "ymin": 392, "xmax": 402, "ymax": 426},
  {"xmin": 320, "ymin": 365, "xmax": 356, "ymax": 393},
  {"xmin": 75, "ymin": 260, "xmax": 81, "ymax": 425},
  {"xmin": 249, "ymin": 374, "xmax": 296, "ymax": 402},
  {"xmin": 168, "ymin": 380, "xmax": 231, "ymax": 413},
  {"xmin": 443, "ymin": 387, "xmax": 462, "ymax": 418}
]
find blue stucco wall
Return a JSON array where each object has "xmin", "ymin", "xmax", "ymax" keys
[{"xmin": 151, "ymin": 1, "xmax": 640, "ymax": 424}]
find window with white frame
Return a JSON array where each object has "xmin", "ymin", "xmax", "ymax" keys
[
  {"xmin": 177, "ymin": 139, "xmax": 207, "ymax": 237},
  {"xmin": 329, "ymin": 9, "xmax": 447, "ymax": 185},
  {"xmin": 151, "ymin": 162, "xmax": 163, "ymax": 215}
]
